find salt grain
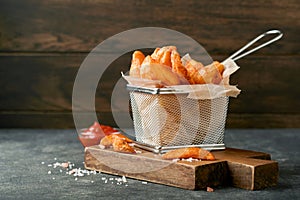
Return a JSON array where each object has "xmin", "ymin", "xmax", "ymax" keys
[
  {"xmin": 41, "ymin": 162, "xmax": 45, "ymax": 165},
  {"xmin": 75, "ymin": 178, "xmax": 78, "ymax": 181},
  {"xmin": 53, "ymin": 162, "xmax": 61, "ymax": 168},
  {"xmin": 122, "ymin": 176, "xmax": 127, "ymax": 183},
  {"xmin": 48, "ymin": 171, "xmax": 52, "ymax": 175},
  {"xmin": 115, "ymin": 178, "xmax": 122, "ymax": 181},
  {"xmin": 77, "ymin": 173, "xmax": 84, "ymax": 177},
  {"xmin": 142, "ymin": 181, "xmax": 148, "ymax": 184},
  {"xmin": 68, "ymin": 169, "xmax": 77, "ymax": 175}
]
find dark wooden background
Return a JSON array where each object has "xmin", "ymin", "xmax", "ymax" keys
[{"xmin": 0, "ymin": 0, "xmax": 299, "ymax": 128}]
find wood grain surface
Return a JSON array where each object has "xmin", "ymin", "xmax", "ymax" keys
[
  {"xmin": 0, "ymin": 0, "xmax": 299, "ymax": 128},
  {"xmin": 84, "ymin": 147, "xmax": 278, "ymax": 190}
]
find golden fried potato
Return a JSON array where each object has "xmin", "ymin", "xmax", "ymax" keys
[
  {"xmin": 140, "ymin": 60, "xmax": 183, "ymax": 86},
  {"xmin": 112, "ymin": 136, "xmax": 136, "ymax": 154},
  {"xmin": 99, "ymin": 133, "xmax": 133, "ymax": 148},
  {"xmin": 129, "ymin": 51, "xmax": 145, "ymax": 77},
  {"xmin": 162, "ymin": 147, "xmax": 215, "ymax": 161}
]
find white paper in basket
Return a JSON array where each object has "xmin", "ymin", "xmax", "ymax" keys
[{"xmin": 122, "ymin": 58, "xmax": 241, "ymax": 99}]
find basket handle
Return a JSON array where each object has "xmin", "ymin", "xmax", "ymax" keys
[{"xmin": 227, "ymin": 30, "xmax": 283, "ymax": 61}]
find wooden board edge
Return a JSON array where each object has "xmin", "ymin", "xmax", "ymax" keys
[
  {"xmin": 253, "ymin": 161, "xmax": 279, "ymax": 190},
  {"xmin": 84, "ymin": 147, "xmax": 197, "ymax": 190}
]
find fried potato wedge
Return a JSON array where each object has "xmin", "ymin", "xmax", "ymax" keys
[{"xmin": 162, "ymin": 147, "xmax": 215, "ymax": 161}]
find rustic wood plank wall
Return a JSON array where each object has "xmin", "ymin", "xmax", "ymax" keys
[{"xmin": 0, "ymin": 0, "xmax": 299, "ymax": 128}]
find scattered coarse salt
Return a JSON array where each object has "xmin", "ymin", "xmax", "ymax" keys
[
  {"xmin": 43, "ymin": 159, "xmax": 104, "ymax": 183},
  {"xmin": 141, "ymin": 181, "xmax": 148, "ymax": 185},
  {"xmin": 53, "ymin": 162, "xmax": 61, "ymax": 168},
  {"xmin": 99, "ymin": 144, "xmax": 105, "ymax": 150},
  {"xmin": 115, "ymin": 178, "xmax": 122, "ymax": 182},
  {"xmin": 172, "ymin": 159, "xmax": 180, "ymax": 163},
  {"xmin": 104, "ymin": 180, "xmax": 108, "ymax": 183},
  {"xmin": 135, "ymin": 150, "xmax": 142, "ymax": 154},
  {"xmin": 186, "ymin": 158, "xmax": 194, "ymax": 162},
  {"xmin": 181, "ymin": 157, "xmax": 199, "ymax": 162},
  {"xmin": 76, "ymin": 173, "xmax": 84, "ymax": 177}
]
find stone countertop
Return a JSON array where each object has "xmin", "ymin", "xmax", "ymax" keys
[{"xmin": 0, "ymin": 129, "xmax": 299, "ymax": 200}]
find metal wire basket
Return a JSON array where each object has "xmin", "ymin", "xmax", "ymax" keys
[
  {"xmin": 125, "ymin": 29, "xmax": 283, "ymax": 152},
  {"xmin": 128, "ymin": 85, "xmax": 228, "ymax": 149}
]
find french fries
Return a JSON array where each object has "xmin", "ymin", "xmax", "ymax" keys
[{"xmin": 129, "ymin": 46, "xmax": 225, "ymax": 86}]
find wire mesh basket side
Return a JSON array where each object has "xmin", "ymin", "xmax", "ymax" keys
[{"xmin": 130, "ymin": 91, "xmax": 228, "ymax": 146}]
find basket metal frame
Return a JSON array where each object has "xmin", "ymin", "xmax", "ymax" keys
[{"xmin": 127, "ymin": 84, "xmax": 226, "ymax": 152}]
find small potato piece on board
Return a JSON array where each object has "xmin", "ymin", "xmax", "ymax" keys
[
  {"xmin": 112, "ymin": 137, "xmax": 136, "ymax": 154},
  {"xmin": 99, "ymin": 133, "xmax": 135, "ymax": 154},
  {"xmin": 100, "ymin": 133, "xmax": 133, "ymax": 147},
  {"xmin": 162, "ymin": 147, "xmax": 215, "ymax": 161}
]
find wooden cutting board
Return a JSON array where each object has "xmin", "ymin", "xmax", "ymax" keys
[{"xmin": 84, "ymin": 146, "xmax": 278, "ymax": 190}]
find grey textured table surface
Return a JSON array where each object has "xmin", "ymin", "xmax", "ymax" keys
[{"xmin": 0, "ymin": 129, "xmax": 299, "ymax": 200}]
